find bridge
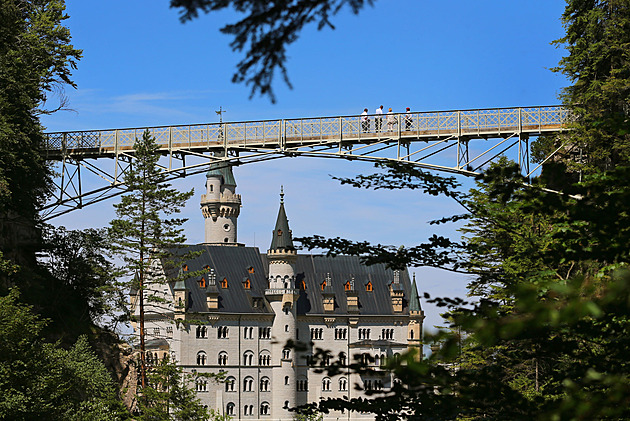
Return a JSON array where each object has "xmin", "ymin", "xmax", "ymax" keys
[{"xmin": 43, "ymin": 105, "xmax": 570, "ymax": 220}]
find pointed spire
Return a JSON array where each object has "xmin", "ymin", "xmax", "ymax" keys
[
  {"xmin": 270, "ymin": 187, "xmax": 294, "ymax": 251},
  {"xmin": 409, "ymin": 273, "xmax": 422, "ymax": 312}
]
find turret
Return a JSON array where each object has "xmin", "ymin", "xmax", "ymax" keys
[
  {"xmin": 205, "ymin": 268, "xmax": 219, "ymax": 310},
  {"xmin": 390, "ymin": 270, "xmax": 405, "ymax": 313},
  {"xmin": 173, "ymin": 276, "xmax": 188, "ymax": 321},
  {"xmin": 322, "ymin": 273, "xmax": 335, "ymax": 312},
  {"xmin": 407, "ymin": 273, "xmax": 425, "ymax": 360},
  {"xmin": 200, "ymin": 157, "xmax": 241, "ymax": 245},
  {"xmin": 265, "ymin": 187, "xmax": 298, "ymax": 417}
]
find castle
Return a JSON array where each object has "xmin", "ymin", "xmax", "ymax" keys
[{"xmin": 133, "ymin": 165, "xmax": 425, "ymax": 420}]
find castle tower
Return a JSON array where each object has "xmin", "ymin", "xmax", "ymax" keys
[
  {"xmin": 407, "ymin": 273, "xmax": 425, "ymax": 360},
  {"xmin": 200, "ymin": 161, "xmax": 241, "ymax": 244},
  {"xmin": 265, "ymin": 188, "xmax": 299, "ymax": 416}
]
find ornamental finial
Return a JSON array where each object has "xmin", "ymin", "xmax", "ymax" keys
[{"xmin": 280, "ymin": 186, "xmax": 285, "ymax": 204}]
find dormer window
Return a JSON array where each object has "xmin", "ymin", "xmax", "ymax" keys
[
  {"xmin": 243, "ymin": 278, "xmax": 251, "ymax": 289},
  {"xmin": 204, "ymin": 265, "xmax": 211, "ymax": 271},
  {"xmin": 277, "ymin": 229, "xmax": 283, "ymax": 236},
  {"xmin": 182, "ymin": 264, "xmax": 188, "ymax": 272},
  {"xmin": 247, "ymin": 266, "xmax": 255, "ymax": 274},
  {"xmin": 344, "ymin": 281, "xmax": 352, "ymax": 291},
  {"xmin": 198, "ymin": 277, "xmax": 206, "ymax": 288},
  {"xmin": 366, "ymin": 282, "xmax": 373, "ymax": 292},
  {"xmin": 321, "ymin": 280, "xmax": 326, "ymax": 291},
  {"xmin": 221, "ymin": 278, "xmax": 228, "ymax": 289},
  {"xmin": 300, "ymin": 280, "xmax": 306, "ymax": 290}
]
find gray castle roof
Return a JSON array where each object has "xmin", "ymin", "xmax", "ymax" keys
[
  {"xmin": 163, "ymin": 245, "xmax": 415, "ymax": 316},
  {"xmin": 409, "ymin": 275, "xmax": 421, "ymax": 312},
  {"xmin": 269, "ymin": 195, "xmax": 294, "ymax": 251}
]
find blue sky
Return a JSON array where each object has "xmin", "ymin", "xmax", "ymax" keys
[{"xmin": 42, "ymin": 0, "xmax": 569, "ymax": 332}]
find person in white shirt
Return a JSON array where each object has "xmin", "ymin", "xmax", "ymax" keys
[
  {"xmin": 387, "ymin": 107, "xmax": 396, "ymax": 131},
  {"xmin": 404, "ymin": 107, "xmax": 413, "ymax": 131},
  {"xmin": 361, "ymin": 108, "xmax": 369, "ymax": 132},
  {"xmin": 375, "ymin": 105, "xmax": 383, "ymax": 131}
]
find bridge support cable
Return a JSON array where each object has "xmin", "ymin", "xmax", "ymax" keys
[{"xmin": 41, "ymin": 105, "xmax": 570, "ymax": 220}]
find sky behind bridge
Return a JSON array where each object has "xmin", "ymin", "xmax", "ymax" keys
[{"xmin": 42, "ymin": 0, "xmax": 569, "ymax": 333}]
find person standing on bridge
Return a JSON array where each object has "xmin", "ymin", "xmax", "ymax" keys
[
  {"xmin": 404, "ymin": 107, "xmax": 413, "ymax": 131},
  {"xmin": 387, "ymin": 107, "xmax": 397, "ymax": 131},
  {"xmin": 361, "ymin": 108, "xmax": 369, "ymax": 132},
  {"xmin": 375, "ymin": 105, "xmax": 383, "ymax": 132}
]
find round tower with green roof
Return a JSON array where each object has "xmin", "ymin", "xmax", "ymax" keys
[{"xmin": 200, "ymin": 160, "xmax": 241, "ymax": 245}]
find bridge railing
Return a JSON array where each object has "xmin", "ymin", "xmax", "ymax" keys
[{"xmin": 44, "ymin": 105, "xmax": 569, "ymax": 155}]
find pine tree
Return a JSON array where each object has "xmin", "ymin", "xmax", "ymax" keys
[{"xmin": 108, "ymin": 129, "xmax": 194, "ymax": 389}]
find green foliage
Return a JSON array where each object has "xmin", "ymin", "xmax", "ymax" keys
[
  {"xmin": 0, "ymin": 289, "xmax": 129, "ymax": 420},
  {"xmin": 39, "ymin": 225, "xmax": 123, "ymax": 327},
  {"xmin": 536, "ymin": 0, "xmax": 630, "ymax": 172},
  {"xmin": 0, "ymin": 0, "xmax": 81, "ymax": 218},
  {"xmin": 108, "ymin": 129, "xmax": 195, "ymax": 390},
  {"xmin": 137, "ymin": 355, "xmax": 224, "ymax": 421}
]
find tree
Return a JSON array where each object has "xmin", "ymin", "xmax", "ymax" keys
[
  {"xmin": 108, "ymin": 129, "xmax": 194, "ymax": 390},
  {"xmin": 169, "ymin": 0, "xmax": 374, "ymax": 102},
  {"xmin": 295, "ymin": 1, "xmax": 630, "ymax": 417},
  {"xmin": 532, "ymin": 0, "xmax": 630, "ymax": 173},
  {"xmin": 0, "ymin": 288, "xmax": 129, "ymax": 420},
  {"xmin": 0, "ymin": 0, "xmax": 81, "ymax": 221},
  {"xmin": 136, "ymin": 355, "xmax": 213, "ymax": 421},
  {"xmin": 39, "ymin": 225, "xmax": 125, "ymax": 329}
]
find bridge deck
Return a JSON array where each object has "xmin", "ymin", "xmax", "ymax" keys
[{"xmin": 44, "ymin": 106, "xmax": 568, "ymax": 159}]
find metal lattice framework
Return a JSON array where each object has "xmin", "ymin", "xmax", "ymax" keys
[{"xmin": 42, "ymin": 105, "xmax": 570, "ymax": 220}]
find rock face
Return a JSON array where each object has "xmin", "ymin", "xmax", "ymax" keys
[{"xmin": 90, "ymin": 330, "xmax": 138, "ymax": 413}]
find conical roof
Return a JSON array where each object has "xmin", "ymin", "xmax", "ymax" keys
[
  {"xmin": 205, "ymin": 164, "xmax": 236, "ymax": 186},
  {"xmin": 409, "ymin": 273, "xmax": 422, "ymax": 312},
  {"xmin": 270, "ymin": 188, "xmax": 294, "ymax": 250}
]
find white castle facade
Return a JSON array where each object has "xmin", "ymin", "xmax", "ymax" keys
[{"xmin": 132, "ymin": 165, "xmax": 425, "ymax": 421}]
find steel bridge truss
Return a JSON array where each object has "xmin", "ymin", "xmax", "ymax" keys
[{"xmin": 42, "ymin": 105, "xmax": 570, "ymax": 220}]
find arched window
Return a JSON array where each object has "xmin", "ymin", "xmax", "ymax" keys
[
  {"xmin": 322, "ymin": 377, "xmax": 331, "ymax": 392},
  {"xmin": 226, "ymin": 402, "xmax": 235, "ymax": 416},
  {"xmin": 195, "ymin": 377, "xmax": 207, "ymax": 392},
  {"xmin": 221, "ymin": 277, "xmax": 228, "ymax": 288},
  {"xmin": 284, "ymin": 376, "xmax": 290, "ymax": 385},
  {"xmin": 339, "ymin": 377, "xmax": 348, "ymax": 391},
  {"xmin": 365, "ymin": 281, "xmax": 373, "ymax": 292},
  {"xmin": 243, "ymin": 376, "xmax": 254, "ymax": 392},
  {"xmin": 243, "ymin": 351, "xmax": 254, "ymax": 366},
  {"xmin": 374, "ymin": 354, "xmax": 380, "ymax": 367},
  {"xmin": 282, "ymin": 348, "xmax": 291, "ymax": 360},
  {"xmin": 381, "ymin": 353, "xmax": 387, "ymax": 367},
  {"xmin": 196, "ymin": 351, "xmax": 206, "ymax": 366},
  {"xmin": 339, "ymin": 352, "xmax": 347, "ymax": 366},
  {"xmin": 225, "ymin": 376, "xmax": 236, "ymax": 392},
  {"xmin": 410, "ymin": 329, "xmax": 414, "ymax": 340},
  {"xmin": 218, "ymin": 351, "xmax": 228, "ymax": 366},
  {"xmin": 243, "ymin": 405, "xmax": 254, "ymax": 416},
  {"xmin": 260, "ymin": 401, "xmax": 270, "ymax": 415},
  {"xmin": 260, "ymin": 376, "xmax": 270, "ymax": 392},
  {"xmin": 243, "ymin": 278, "xmax": 251, "ymax": 289},
  {"xmin": 297, "ymin": 377, "xmax": 308, "ymax": 391},
  {"xmin": 217, "ymin": 326, "xmax": 229, "ymax": 339},
  {"xmin": 259, "ymin": 351, "xmax": 271, "ymax": 366},
  {"xmin": 196, "ymin": 325, "xmax": 207, "ymax": 339}
]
